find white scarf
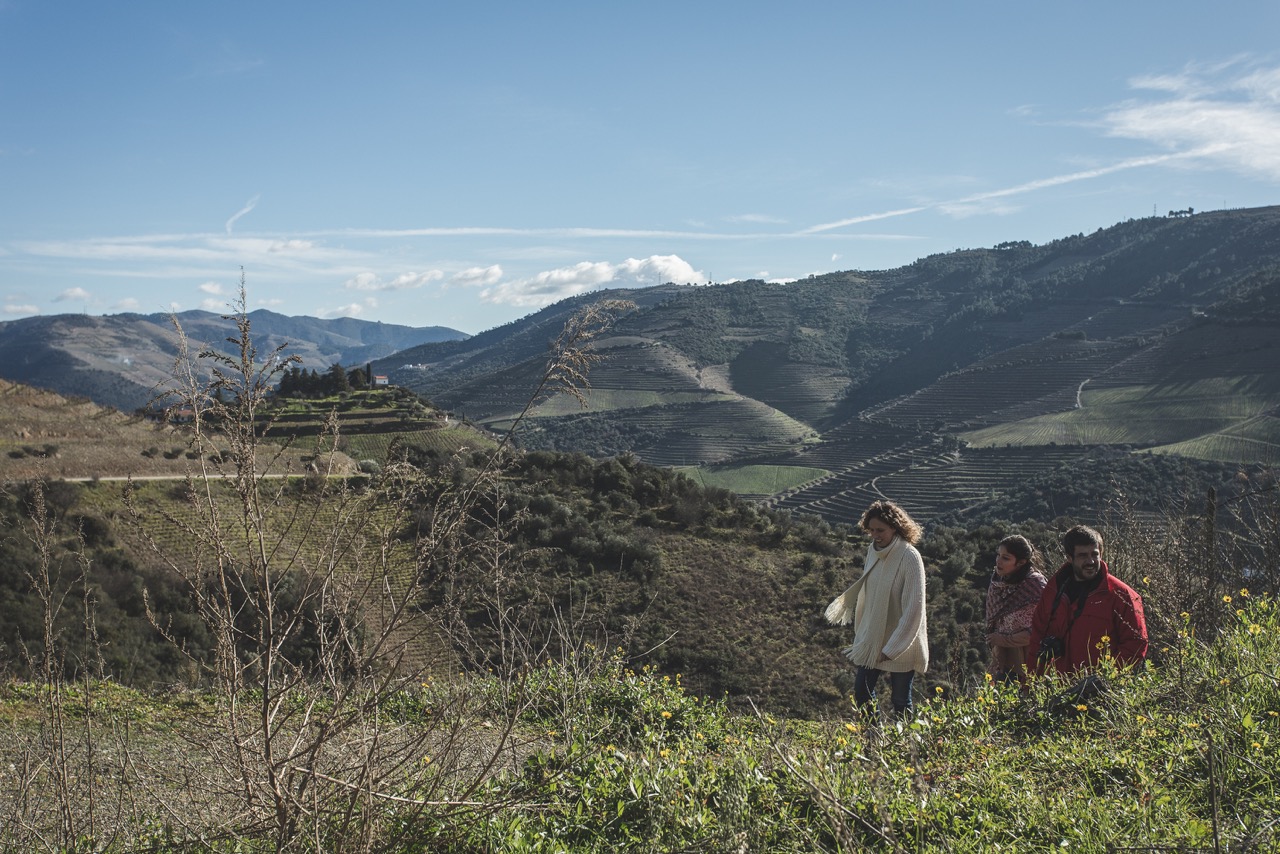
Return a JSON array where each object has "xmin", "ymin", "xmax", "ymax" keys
[
  {"xmin": 824, "ymin": 535, "xmax": 930, "ymax": 673},
  {"xmin": 824, "ymin": 536, "xmax": 905, "ymax": 626}
]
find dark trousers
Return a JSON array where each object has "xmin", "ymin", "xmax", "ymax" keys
[{"xmin": 854, "ymin": 666, "xmax": 915, "ymax": 716}]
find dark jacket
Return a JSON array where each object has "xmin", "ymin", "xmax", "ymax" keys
[{"xmin": 1028, "ymin": 560, "xmax": 1147, "ymax": 676}]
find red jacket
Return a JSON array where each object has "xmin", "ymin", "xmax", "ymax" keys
[{"xmin": 1028, "ymin": 561, "xmax": 1147, "ymax": 677}]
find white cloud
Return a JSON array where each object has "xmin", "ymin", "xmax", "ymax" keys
[
  {"xmin": 256, "ymin": 297, "xmax": 284, "ymax": 307},
  {"xmin": 198, "ymin": 281, "xmax": 224, "ymax": 295},
  {"xmin": 112, "ymin": 298, "xmax": 140, "ymax": 311},
  {"xmin": 480, "ymin": 255, "xmax": 707, "ymax": 308},
  {"xmin": 616, "ymin": 255, "xmax": 708, "ymax": 286},
  {"xmin": 54, "ymin": 287, "xmax": 92, "ymax": 302},
  {"xmin": 451, "ymin": 265, "xmax": 504, "ymax": 287},
  {"xmin": 321, "ymin": 303, "xmax": 366, "ymax": 318},
  {"xmin": 201, "ymin": 298, "xmax": 230, "ymax": 311},
  {"xmin": 3, "ymin": 304, "xmax": 39, "ymax": 315},
  {"xmin": 319, "ymin": 297, "xmax": 377, "ymax": 319},
  {"xmin": 345, "ymin": 270, "xmax": 443, "ymax": 291},
  {"xmin": 1101, "ymin": 63, "xmax": 1280, "ymax": 181}
]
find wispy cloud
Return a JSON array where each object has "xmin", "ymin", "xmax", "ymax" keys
[
  {"xmin": 198, "ymin": 281, "xmax": 224, "ymax": 295},
  {"xmin": 727, "ymin": 213, "xmax": 787, "ymax": 224},
  {"xmin": 345, "ymin": 270, "xmax": 444, "ymax": 291},
  {"xmin": 111, "ymin": 298, "xmax": 140, "ymax": 311},
  {"xmin": 480, "ymin": 254, "xmax": 707, "ymax": 308},
  {"xmin": 3, "ymin": 303, "xmax": 39, "ymax": 315},
  {"xmin": 225, "ymin": 195, "xmax": 260, "ymax": 235}
]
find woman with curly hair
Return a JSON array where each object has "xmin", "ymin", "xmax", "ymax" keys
[
  {"xmin": 985, "ymin": 534, "xmax": 1048, "ymax": 684},
  {"xmin": 825, "ymin": 499, "xmax": 929, "ymax": 718}
]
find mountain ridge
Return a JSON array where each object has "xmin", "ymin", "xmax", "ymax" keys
[{"xmin": 0, "ymin": 309, "xmax": 468, "ymax": 412}]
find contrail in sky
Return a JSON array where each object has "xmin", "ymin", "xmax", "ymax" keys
[
  {"xmin": 801, "ymin": 148, "xmax": 1222, "ymax": 235},
  {"xmin": 225, "ymin": 195, "xmax": 261, "ymax": 235}
]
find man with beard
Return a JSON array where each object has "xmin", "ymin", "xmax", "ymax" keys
[{"xmin": 1029, "ymin": 525, "xmax": 1148, "ymax": 678}]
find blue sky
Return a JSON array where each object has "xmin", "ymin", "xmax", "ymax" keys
[{"xmin": 3, "ymin": 2, "xmax": 1280, "ymax": 335}]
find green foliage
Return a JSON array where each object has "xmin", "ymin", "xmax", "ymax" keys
[
  {"xmin": 448, "ymin": 592, "xmax": 1280, "ymax": 852},
  {"xmin": 4, "ymin": 592, "xmax": 1277, "ymax": 850}
]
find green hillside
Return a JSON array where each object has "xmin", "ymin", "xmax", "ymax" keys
[{"xmin": 960, "ymin": 376, "xmax": 1280, "ymax": 451}]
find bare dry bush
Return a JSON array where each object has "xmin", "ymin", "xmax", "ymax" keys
[
  {"xmin": 1103, "ymin": 477, "xmax": 1274, "ymax": 657},
  {"xmin": 88, "ymin": 284, "xmax": 636, "ymax": 851}
]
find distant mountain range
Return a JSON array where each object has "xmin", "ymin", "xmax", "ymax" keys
[
  {"xmin": 6, "ymin": 207, "xmax": 1280, "ymax": 526},
  {"xmin": 0, "ymin": 309, "xmax": 467, "ymax": 412}
]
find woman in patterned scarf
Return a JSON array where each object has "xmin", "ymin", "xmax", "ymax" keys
[{"xmin": 985, "ymin": 534, "xmax": 1048, "ymax": 684}]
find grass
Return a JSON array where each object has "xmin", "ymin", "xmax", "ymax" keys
[{"xmin": 4, "ymin": 592, "xmax": 1277, "ymax": 851}]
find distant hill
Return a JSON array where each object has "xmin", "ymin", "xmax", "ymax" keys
[
  {"xmin": 375, "ymin": 206, "xmax": 1280, "ymax": 524},
  {"xmin": 0, "ymin": 309, "xmax": 467, "ymax": 413}
]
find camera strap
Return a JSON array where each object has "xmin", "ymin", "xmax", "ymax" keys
[{"xmin": 1046, "ymin": 581, "xmax": 1093, "ymax": 644}]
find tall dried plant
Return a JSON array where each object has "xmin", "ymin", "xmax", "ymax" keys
[{"xmin": 115, "ymin": 282, "xmax": 633, "ymax": 851}]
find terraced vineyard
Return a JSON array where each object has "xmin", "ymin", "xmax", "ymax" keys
[
  {"xmin": 864, "ymin": 337, "xmax": 1138, "ymax": 430},
  {"xmin": 1150, "ymin": 413, "xmax": 1280, "ymax": 464},
  {"xmin": 961, "ymin": 376, "xmax": 1280, "ymax": 451},
  {"xmin": 771, "ymin": 441, "xmax": 1096, "ymax": 524},
  {"xmin": 341, "ymin": 425, "xmax": 498, "ymax": 463}
]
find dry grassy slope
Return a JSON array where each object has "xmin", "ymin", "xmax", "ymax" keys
[{"xmin": 0, "ymin": 378, "xmax": 354, "ymax": 480}]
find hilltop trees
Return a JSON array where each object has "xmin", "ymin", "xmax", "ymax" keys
[{"xmin": 276, "ymin": 361, "xmax": 370, "ymax": 398}]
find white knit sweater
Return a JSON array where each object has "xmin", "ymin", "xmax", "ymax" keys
[{"xmin": 824, "ymin": 536, "xmax": 929, "ymax": 674}]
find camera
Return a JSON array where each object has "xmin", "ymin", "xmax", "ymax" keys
[{"xmin": 1038, "ymin": 635, "xmax": 1065, "ymax": 660}]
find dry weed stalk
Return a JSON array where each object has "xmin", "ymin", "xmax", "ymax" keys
[{"xmin": 106, "ymin": 286, "xmax": 636, "ymax": 851}]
